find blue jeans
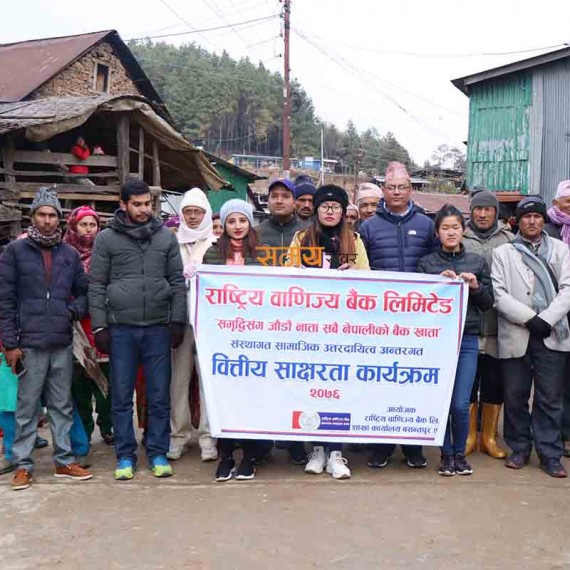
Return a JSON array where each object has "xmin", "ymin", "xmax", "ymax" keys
[
  {"xmin": 109, "ymin": 325, "xmax": 171, "ymax": 463},
  {"xmin": 0, "ymin": 407, "xmax": 88, "ymax": 461},
  {"xmin": 442, "ymin": 335, "xmax": 479, "ymax": 456}
]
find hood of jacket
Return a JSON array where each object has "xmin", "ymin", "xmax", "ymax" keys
[{"xmin": 109, "ymin": 209, "xmax": 163, "ymax": 241}]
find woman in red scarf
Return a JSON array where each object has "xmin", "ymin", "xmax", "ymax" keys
[{"xmin": 64, "ymin": 206, "xmax": 114, "ymax": 446}]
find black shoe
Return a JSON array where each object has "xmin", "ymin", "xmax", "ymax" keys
[
  {"xmin": 251, "ymin": 449, "xmax": 272, "ymax": 466},
  {"xmin": 438, "ymin": 454, "xmax": 455, "ymax": 477},
  {"xmin": 215, "ymin": 457, "xmax": 236, "ymax": 482},
  {"xmin": 288, "ymin": 443, "xmax": 308, "ymax": 465},
  {"xmin": 236, "ymin": 458, "xmax": 256, "ymax": 480},
  {"xmin": 405, "ymin": 453, "xmax": 427, "ymax": 469},
  {"xmin": 102, "ymin": 432, "xmax": 114, "ymax": 446},
  {"xmin": 505, "ymin": 452, "xmax": 530, "ymax": 470},
  {"xmin": 34, "ymin": 436, "xmax": 49, "ymax": 449},
  {"xmin": 454, "ymin": 454, "xmax": 473, "ymax": 476},
  {"xmin": 367, "ymin": 450, "xmax": 389, "ymax": 469},
  {"xmin": 539, "ymin": 458, "xmax": 568, "ymax": 478}
]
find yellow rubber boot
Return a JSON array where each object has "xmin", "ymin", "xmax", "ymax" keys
[
  {"xmin": 465, "ymin": 403, "xmax": 478, "ymax": 456},
  {"xmin": 480, "ymin": 403, "xmax": 507, "ymax": 459}
]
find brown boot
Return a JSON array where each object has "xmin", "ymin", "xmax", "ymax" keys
[
  {"xmin": 465, "ymin": 403, "xmax": 478, "ymax": 456},
  {"xmin": 480, "ymin": 403, "xmax": 507, "ymax": 459}
]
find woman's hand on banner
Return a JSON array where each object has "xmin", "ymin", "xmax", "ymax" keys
[
  {"xmin": 440, "ymin": 269, "xmax": 457, "ymax": 279},
  {"xmin": 337, "ymin": 263, "xmax": 350, "ymax": 271},
  {"xmin": 184, "ymin": 263, "xmax": 197, "ymax": 279},
  {"xmin": 459, "ymin": 272, "xmax": 480, "ymax": 290}
]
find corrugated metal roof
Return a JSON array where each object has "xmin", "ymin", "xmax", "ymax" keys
[
  {"xmin": 411, "ymin": 192, "xmax": 470, "ymax": 215},
  {"xmin": 452, "ymin": 46, "xmax": 570, "ymax": 95},
  {"xmin": 0, "ymin": 94, "xmax": 118, "ymax": 135},
  {"xmin": 0, "ymin": 31, "xmax": 110, "ymax": 102}
]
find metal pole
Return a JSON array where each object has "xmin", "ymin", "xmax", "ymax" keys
[{"xmin": 282, "ymin": 0, "xmax": 291, "ymax": 178}]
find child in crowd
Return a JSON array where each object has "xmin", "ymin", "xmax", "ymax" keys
[{"xmin": 417, "ymin": 205, "xmax": 493, "ymax": 477}]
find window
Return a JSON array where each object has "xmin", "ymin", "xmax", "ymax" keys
[{"xmin": 94, "ymin": 63, "xmax": 110, "ymax": 92}]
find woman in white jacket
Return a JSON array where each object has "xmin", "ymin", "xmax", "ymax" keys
[{"xmin": 168, "ymin": 188, "xmax": 217, "ymax": 462}]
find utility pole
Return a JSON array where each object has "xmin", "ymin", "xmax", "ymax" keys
[{"xmin": 282, "ymin": 0, "xmax": 291, "ymax": 177}]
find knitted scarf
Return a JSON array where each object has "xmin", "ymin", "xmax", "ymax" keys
[
  {"xmin": 467, "ymin": 218, "xmax": 498, "ymax": 241},
  {"xmin": 63, "ymin": 230, "xmax": 95, "ymax": 272},
  {"xmin": 547, "ymin": 206, "xmax": 570, "ymax": 245},
  {"xmin": 27, "ymin": 224, "xmax": 62, "ymax": 248},
  {"xmin": 512, "ymin": 232, "xmax": 570, "ymax": 342}
]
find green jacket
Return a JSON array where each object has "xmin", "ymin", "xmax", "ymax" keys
[
  {"xmin": 463, "ymin": 221, "xmax": 513, "ymax": 356},
  {"xmin": 89, "ymin": 210, "xmax": 187, "ymax": 329},
  {"xmin": 257, "ymin": 215, "xmax": 308, "ymax": 251}
]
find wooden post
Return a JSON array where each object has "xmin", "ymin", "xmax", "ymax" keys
[
  {"xmin": 117, "ymin": 114, "xmax": 130, "ymax": 185},
  {"xmin": 152, "ymin": 140, "xmax": 161, "ymax": 188},
  {"xmin": 2, "ymin": 135, "xmax": 16, "ymax": 185},
  {"xmin": 138, "ymin": 125, "xmax": 145, "ymax": 179}
]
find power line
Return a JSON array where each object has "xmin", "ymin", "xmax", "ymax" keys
[
  {"xmin": 155, "ymin": 0, "xmax": 220, "ymax": 52},
  {"xmin": 293, "ymin": 28, "xmax": 464, "ymax": 146},
  {"xmin": 135, "ymin": 55, "xmax": 283, "ymax": 86},
  {"xmin": 127, "ymin": 13, "xmax": 279, "ymax": 41},
  {"xmin": 304, "ymin": 34, "xmax": 568, "ymax": 59}
]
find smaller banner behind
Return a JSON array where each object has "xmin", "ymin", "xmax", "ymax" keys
[{"xmin": 193, "ymin": 266, "xmax": 467, "ymax": 446}]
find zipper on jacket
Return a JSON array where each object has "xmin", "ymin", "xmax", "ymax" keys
[{"xmin": 397, "ymin": 221, "xmax": 404, "ymax": 272}]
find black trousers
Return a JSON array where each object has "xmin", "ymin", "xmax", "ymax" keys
[
  {"xmin": 374, "ymin": 444, "xmax": 423, "ymax": 458},
  {"xmin": 562, "ymin": 354, "xmax": 570, "ymax": 442},
  {"xmin": 470, "ymin": 354, "xmax": 503, "ymax": 405},
  {"xmin": 502, "ymin": 336, "xmax": 565, "ymax": 460}
]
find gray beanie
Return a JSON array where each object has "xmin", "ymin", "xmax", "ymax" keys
[
  {"xmin": 30, "ymin": 187, "xmax": 63, "ymax": 217},
  {"xmin": 470, "ymin": 188, "xmax": 498, "ymax": 212},
  {"xmin": 220, "ymin": 199, "xmax": 254, "ymax": 228}
]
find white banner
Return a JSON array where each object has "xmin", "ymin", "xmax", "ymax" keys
[{"xmin": 192, "ymin": 266, "xmax": 467, "ymax": 446}]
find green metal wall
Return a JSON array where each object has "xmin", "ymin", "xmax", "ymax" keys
[
  {"xmin": 207, "ymin": 163, "xmax": 249, "ymax": 213},
  {"xmin": 467, "ymin": 73, "xmax": 532, "ymax": 193}
]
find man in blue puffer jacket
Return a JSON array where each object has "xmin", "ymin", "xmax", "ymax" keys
[
  {"xmin": 359, "ymin": 162, "xmax": 435, "ymax": 470},
  {"xmin": 0, "ymin": 187, "xmax": 91, "ymax": 491}
]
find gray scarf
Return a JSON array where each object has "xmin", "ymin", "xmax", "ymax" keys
[{"xmin": 513, "ymin": 232, "xmax": 570, "ymax": 342}]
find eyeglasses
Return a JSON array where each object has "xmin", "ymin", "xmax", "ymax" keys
[
  {"xmin": 384, "ymin": 185, "xmax": 411, "ymax": 192},
  {"xmin": 183, "ymin": 208, "xmax": 205, "ymax": 217},
  {"xmin": 318, "ymin": 204, "xmax": 343, "ymax": 213}
]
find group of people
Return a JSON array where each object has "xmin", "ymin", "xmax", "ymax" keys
[{"xmin": 2, "ymin": 161, "xmax": 570, "ymax": 490}]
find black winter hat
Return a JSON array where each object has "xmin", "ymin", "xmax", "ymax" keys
[
  {"xmin": 515, "ymin": 196, "xmax": 547, "ymax": 222},
  {"xmin": 313, "ymin": 185, "xmax": 349, "ymax": 214}
]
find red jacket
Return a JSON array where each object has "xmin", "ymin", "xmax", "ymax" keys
[{"xmin": 69, "ymin": 144, "xmax": 90, "ymax": 175}]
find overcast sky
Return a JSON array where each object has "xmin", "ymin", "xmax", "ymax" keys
[{"xmin": 4, "ymin": 0, "xmax": 570, "ymax": 163}]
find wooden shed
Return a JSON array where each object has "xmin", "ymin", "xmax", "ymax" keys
[{"xmin": 0, "ymin": 94, "xmax": 226, "ymax": 242}]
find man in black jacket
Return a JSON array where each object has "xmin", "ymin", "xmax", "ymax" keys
[
  {"xmin": 89, "ymin": 179, "xmax": 186, "ymax": 481},
  {"xmin": 0, "ymin": 188, "xmax": 91, "ymax": 491},
  {"xmin": 258, "ymin": 179, "xmax": 308, "ymax": 252}
]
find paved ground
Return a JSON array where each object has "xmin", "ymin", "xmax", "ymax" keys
[{"xmin": 1, "ymin": 430, "xmax": 570, "ymax": 570}]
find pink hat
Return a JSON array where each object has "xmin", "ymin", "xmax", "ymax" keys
[
  {"xmin": 346, "ymin": 203, "xmax": 360, "ymax": 218},
  {"xmin": 356, "ymin": 182, "xmax": 383, "ymax": 204},
  {"xmin": 555, "ymin": 180, "xmax": 570, "ymax": 199},
  {"xmin": 385, "ymin": 161, "xmax": 410, "ymax": 182}
]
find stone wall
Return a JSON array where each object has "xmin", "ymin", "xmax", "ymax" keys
[{"xmin": 30, "ymin": 41, "xmax": 142, "ymax": 99}]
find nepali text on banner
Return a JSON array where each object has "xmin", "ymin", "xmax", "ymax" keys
[{"xmin": 192, "ymin": 266, "xmax": 468, "ymax": 446}]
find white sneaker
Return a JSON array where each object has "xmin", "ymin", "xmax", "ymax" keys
[
  {"xmin": 201, "ymin": 446, "xmax": 218, "ymax": 462},
  {"xmin": 326, "ymin": 451, "xmax": 351, "ymax": 479},
  {"xmin": 167, "ymin": 442, "xmax": 189, "ymax": 461},
  {"xmin": 305, "ymin": 446, "xmax": 327, "ymax": 474}
]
